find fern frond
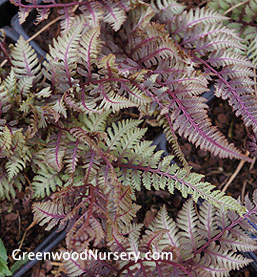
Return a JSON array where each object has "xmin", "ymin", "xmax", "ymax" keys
[
  {"xmin": 35, "ymin": 6, "xmax": 51, "ymax": 25},
  {"xmin": 78, "ymin": 26, "xmax": 101, "ymax": 81},
  {"xmin": 176, "ymin": 198, "xmax": 203, "ymax": 256},
  {"xmin": 185, "ymin": 7, "xmax": 228, "ymax": 28},
  {"xmin": 0, "ymin": 126, "xmax": 12, "ymax": 152},
  {"xmin": 149, "ymin": 205, "xmax": 180, "ymax": 250},
  {"xmin": 108, "ymin": 120, "xmax": 246, "ymax": 213},
  {"xmin": 35, "ymin": 87, "xmax": 52, "ymax": 99},
  {"xmin": 79, "ymin": 1, "xmax": 103, "ymax": 27},
  {"xmin": 51, "ymin": 95, "xmax": 67, "ymax": 119},
  {"xmin": 106, "ymin": 119, "xmax": 143, "ymax": 151},
  {"xmin": 66, "ymin": 208, "xmax": 105, "ymax": 250},
  {"xmin": 69, "ymin": 127, "xmax": 107, "ymax": 158},
  {"xmin": 11, "ymin": 36, "xmax": 41, "ymax": 82},
  {"xmin": 79, "ymin": 111, "xmax": 110, "ymax": 132},
  {"xmin": 32, "ymin": 164, "xmax": 63, "ymax": 198},
  {"xmin": 44, "ymin": 131, "xmax": 65, "ymax": 172},
  {"xmin": 57, "ymin": 7, "xmax": 75, "ymax": 32},
  {"xmin": 168, "ymin": 93, "xmax": 251, "ymax": 161},
  {"xmin": 33, "ymin": 200, "xmax": 68, "ymax": 231},
  {"xmin": 5, "ymin": 158, "xmax": 26, "ymax": 181},
  {"xmin": 63, "ymin": 140, "xmax": 79, "ymax": 175},
  {"xmin": 103, "ymin": 2, "xmax": 127, "ymax": 31},
  {"xmin": 1, "ymin": 129, "xmax": 30, "ymax": 181},
  {"xmin": 6, "ymin": 3, "xmax": 257, "ymax": 276},
  {"xmin": 247, "ymin": 34, "xmax": 257, "ymax": 66},
  {"xmin": 130, "ymin": 197, "xmax": 257, "ymax": 276},
  {"xmin": 196, "ymin": 57, "xmax": 257, "ymax": 134},
  {"xmin": 201, "ymin": 242, "xmax": 252, "ymax": 272},
  {"xmin": 108, "ymin": 184, "xmax": 141, "ymax": 230},
  {"xmin": 182, "ymin": 23, "xmax": 241, "ymax": 47},
  {"xmin": 198, "ymin": 201, "xmax": 219, "ymax": 241},
  {"xmin": 0, "ymin": 172, "xmax": 24, "ymax": 201},
  {"xmin": 159, "ymin": 5, "xmax": 257, "ymax": 143},
  {"xmin": 3, "ymin": 69, "xmax": 16, "ymax": 96},
  {"xmin": 0, "ymin": 174, "xmax": 15, "ymax": 200},
  {"xmin": 97, "ymin": 83, "xmax": 137, "ymax": 112},
  {"xmin": 151, "ymin": 0, "xmax": 185, "ymax": 17},
  {"xmin": 209, "ymin": 0, "xmax": 257, "ymax": 23},
  {"xmin": 43, "ymin": 21, "xmax": 83, "ymax": 91},
  {"xmin": 123, "ymin": 4, "xmax": 154, "ymax": 34},
  {"xmin": 17, "ymin": 76, "xmax": 33, "ymax": 97},
  {"xmin": 207, "ymin": 50, "xmax": 254, "ymax": 68},
  {"xmin": 219, "ymin": 230, "xmax": 257, "ymax": 252},
  {"xmin": 208, "ymin": 0, "xmax": 257, "ymax": 66},
  {"xmin": 159, "ymin": 115, "xmax": 190, "ymax": 170}
]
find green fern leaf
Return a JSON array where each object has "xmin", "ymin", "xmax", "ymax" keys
[
  {"xmin": 11, "ymin": 36, "xmax": 41, "ymax": 81},
  {"xmin": 32, "ymin": 164, "xmax": 63, "ymax": 198}
]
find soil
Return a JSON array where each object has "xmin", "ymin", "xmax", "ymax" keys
[
  {"xmin": 26, "ymin": 8, "xmax": 61, "ymax": 53},
  {"xmin": 0, "ymin": 0, "xmax": 256, "ymax": 276}
]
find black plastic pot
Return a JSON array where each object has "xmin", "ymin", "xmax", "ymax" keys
[
  {"xmin": 0, "ymin": 0, "xmax": 19, "ymax": 42},
  {"xmin": 0, "ymin": 0, "xmax": 45, "ymax": 58},
  {"xmin": 11, "ymin": 13, "xmax": 46, "ymax": 58},
  {"xmin": 0, "ymin": 0, "xmax": 18, "ymax": 28}
]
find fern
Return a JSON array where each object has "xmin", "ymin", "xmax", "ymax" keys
[
  {"xmin": 208, "ymin": 0, "xmax": 257, "ymax": 66},
  {"xmin": 11, "ymin": 36, "xmax": 41, "ymax": 82},
  {"xmin": 103, "ymin": 2, "xmax": 127, "ymax": 31},
  {"xmin": 78, "ymin": 26, "xmax": 101, "ymax": 82},
  {"xmin": 0, "ymin": 172, "xmax": 24, "ymax": 201},
  {"xmin": 0, "ymin": 176, "xmax": 15, "ymax": 200},
  {"xmin": 59, "ymin": 194, "xmax": 257, "ymax": 276},
  {"xmin": 2, "ymin": 1, "xmax": 257, "ymax": 276},
  {"xmin": 43, "ymin": 23, "xmax": 83, "ymax": 91},
  {"xmin": 32, "ymin": 164, "xmax": 63, "ymax": 198}
]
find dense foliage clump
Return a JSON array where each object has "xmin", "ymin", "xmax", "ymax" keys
[{"xmin": 1, "ymin": 0, "xmax": 257, "ymax": 275}]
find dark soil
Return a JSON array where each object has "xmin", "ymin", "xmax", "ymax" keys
[{"xmin": 27, "ymin": 8, "xmax": 61, "ymax": 52}]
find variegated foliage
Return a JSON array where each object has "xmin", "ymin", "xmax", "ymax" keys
[{"xmin": 1, "ymin": 0, "xmax": 257, "ymax": 276}]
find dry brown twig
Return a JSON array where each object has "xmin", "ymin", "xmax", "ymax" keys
[
  {"xmin": 222, "ymin": 152, "xmax": 250, "ymax": 193},
  {"xmin": 223, "ymin": 0, "xmax": 250, "ymax": 15},
  {"xmin": 241, "ymin": 180, "xmax": 248, "ymax": 202},
  {"xmin": 15, "ymin": 221, "xmax": 37, "ymax": 259}
]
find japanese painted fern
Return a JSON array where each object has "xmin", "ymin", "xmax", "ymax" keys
[
  {"xmin": 0, "ymin": 0, "xmax": 257, "ymax": 276},
  {"xmin": 209, "ymin": 0, "xmax": 257, "ymax": 66}
]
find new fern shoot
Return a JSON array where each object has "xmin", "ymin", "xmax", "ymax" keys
[{"xmin": 0, "ymin": 0, "xmax": 257, "ymax": 276}]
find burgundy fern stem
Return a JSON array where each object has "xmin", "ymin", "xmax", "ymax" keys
[
  {"xmin": 184, "ymin": 204, "xmax": 257, "ymax": 266},
  {"xmin": 168, "ymin": 90, "xmax": 252, "ymax": 162},
  {"xmin": 84, "ymin": 152, "xmax": 95, "ymax": 183},
  {"xmin": 10, "ymin": 0, "xmax": 87, "ymax": 9},
  {"xmin": 84, "ymin": 184, "xmax": 95, "ymax": 227},
  {"xmin": 193, "ymin": 56, "xmax": 257, "ymax": 133},
  {"xmin": 35, "ymin": 205, "xmax": 66, "ymax": 220},
  {"xmin": 117, "ymin": 163, "xmax": 220, "ymax": 205}
]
